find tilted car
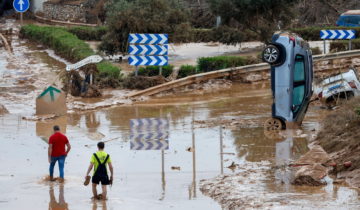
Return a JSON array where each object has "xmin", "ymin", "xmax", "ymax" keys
[
  {"xmin": 314, "ymin": 69, "xmax": 360, "ymax": 107},
  {"xmin": 262, "ymin": 32, "xmax": 313, "ymax": 130}
]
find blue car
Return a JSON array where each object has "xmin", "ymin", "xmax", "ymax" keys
[
  {"xmin": 336, "ymin": 10, "xmax": 360, "ymax": 27},
  {"xmin": 262, "ymin": 32, "xmax": 314, "ymax": 130}
]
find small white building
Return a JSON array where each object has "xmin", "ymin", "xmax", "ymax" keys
[{"xmin": 30, "ymin": 0, "xmax": 46, "ymax": 13}]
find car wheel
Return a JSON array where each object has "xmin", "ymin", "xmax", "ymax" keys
[
  {"xmin": 262, "ymin": 45, "xmax": 280, "ymax": 64},
  {"xmin": 264, "ymin": 118, "xmax": 283, "ymax": 131}
]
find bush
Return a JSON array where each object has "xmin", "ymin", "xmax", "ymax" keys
[
  {"xmin": 122, "ymin": 76, "xmax": 167, "ymax": 89},
  {"xmin": 177, "ymin": 65, "xmax": 197, "ymax": 78},
  {"xmin": 66, "ymin": 26, "xmax": 108, "ymax": 41},
  {"xmin": 330, "ymin": 39, "xmax": 360, "ymax": 52},
  {"xmin": 136, "ymin": 65, "xmax": 173, "ymax": 77},
  {"xmin": 20, "ymin": 24, "xmax": 121, "ymax": 79},
  {"xmin": 197, "ymin": 56, "xmax": 257, "ymax": 72},
  {"xmin": 311, "ymin": 47, "xmax": 322, "ymax": 55}
]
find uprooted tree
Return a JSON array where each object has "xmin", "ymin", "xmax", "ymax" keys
[
  {"xmin": 99, "ymin": 0, "xmax": 191, "ymax": 55},
  {"xmin": 209, "ymin": 0, "xmax": 299, "ymax": 43}
]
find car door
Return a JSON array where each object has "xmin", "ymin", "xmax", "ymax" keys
[{"xmin": 292, "ymin": 55, "xmax": 306, "ymax": 117}]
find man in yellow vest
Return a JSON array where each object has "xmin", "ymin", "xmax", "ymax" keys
[{"xmin": 85, "ymin": 142, "xmax": 114, "ymax": 200}]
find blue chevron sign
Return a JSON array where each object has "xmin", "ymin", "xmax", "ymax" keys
[
  {"xmin": 130, "ymin": 131, "xmax": 169, "ymax": 141},
  {"xmin": 130, "ymin": 118, "xmax": 169, "ymax": 130},
  {"xmin": 320, "ymin": 30, "xmax": 356, "ymax": 40},
  {"xmin": 130, "ymin": 118, "xmax": 169, "ymax": 150},
  {"xmin": 130, "ymin": 139, "xmax": 169, "ymax": 150},
  {"xmin": 129, "ymin": 56, "xmax": 168, "ymax": 66},
  {"xmin": 129, "ymin": 34, "xmax": 168, "ymax": 44},
  {"xmin": 129, "ymin": 45, "xmax": 168, "ymax": 55}
]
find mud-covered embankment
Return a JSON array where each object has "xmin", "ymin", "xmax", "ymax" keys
[{"xmin": 315, "ymin": 97, "xmax": 360, "ymax": 188}]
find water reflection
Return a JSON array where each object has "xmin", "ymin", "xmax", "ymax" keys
[
  {"xmin": 36, "ymin": 116, "xmax": 67, "ymax": 142},
  {"xmin": 92, "ymin": 200, "xmax": 107, "ymax": 210},
  {"xmin": 49, "ymin": 184, "xmax": 68, "ymax": 210},
  {"xmin": 85, "ymin": 112, "xmax": 100, "ymax": 133}
]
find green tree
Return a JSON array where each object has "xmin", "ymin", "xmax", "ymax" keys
[
  {"xmin": 209, "ymin": 0, "xmax": 298, "ymax": 42},
  {"xmin": 99, "ymin": 0, "xmax": 190, "ymax": 55}
]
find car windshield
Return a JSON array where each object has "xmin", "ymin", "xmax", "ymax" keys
[
  {"xmin": 338, "ymin": 15, "xmax": 360, "ymax": 25},
  {"xmin": 292, "ymin": 55, "xmax": 306, "ymax": 113}
]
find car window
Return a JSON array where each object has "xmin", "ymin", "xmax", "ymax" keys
[
  {"xmin": 293, "ymin": 55, "xmax": 306, "ymax": 113},
  {"xmin": 293, "ymin": 85, "xmax": 305, "ymax": 108},
  {"xmin": 294, "ymin": 55, "xmax": 305, "ymax": 82},
  {"xmin": 347, "ymin": 16, "xmax": 360, "ymax": 25}
]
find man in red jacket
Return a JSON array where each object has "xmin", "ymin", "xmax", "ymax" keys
[{"xmin": 48, "ymin": 125, "xmax": 71, "ymax": 182}]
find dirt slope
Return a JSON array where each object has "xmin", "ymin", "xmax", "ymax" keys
[{"xmin": 315, "ymin": 97, "xmax": 360, "ymax": 187}]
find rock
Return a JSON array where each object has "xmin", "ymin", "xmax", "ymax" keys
[
  {"xmin": 0, "ymin": 104, "xmax": 9, "ymax": 115},
  {"xmin": 291, "ymin": 146, "xmax": 334, "ymax": 186},
  {"xmin": 294, "ymin": 145, "xmax": 335, "ymax": 166},
  {"xmin": 292, "ymin": 163, "xmax": 327, "ymax": 186},
  {"xmin": 344, "ymin": 161, "xmax": 352, "ymax": 168}
]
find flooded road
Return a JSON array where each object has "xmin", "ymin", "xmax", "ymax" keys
[
  {"xmin": 1, "ymin": 18, "xmax": 360, "ymax": 210},
  {"xmin": 1, "ymin": 82, "xmax": 360, "ymax": 209}
]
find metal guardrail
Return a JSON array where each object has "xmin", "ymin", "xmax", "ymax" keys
[{"xmin": 128, "ymin": 50, "xmax": 360, "ymax": 97}]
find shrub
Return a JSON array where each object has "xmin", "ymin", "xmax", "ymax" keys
[
  {"xmin": 66, "ymin": 26, "xmax": 108, "ymax": 41},
  {"xmin": 330, "ymin": 39, "xmax": 360, "ymax": 52},
  {"xmin": 177, "ymin": 65, "xmax": 197, "ymax": 78},
  {"xmin": 20, "ymin": 24, "xmax": 121, "ymax": 79},
  {"xmin": 122, "ymin": 76, "xmax": 167, "ymax": 89},
  {"xmin": 136, "ymin": 65, "xmax": 173, "ymax": 77},
  {"xmin": 311, "ymin": 47, "xmax": 322, "ymax": 55},
  {"xmin": 198, "ymin": 56, "xmax": 253, "ymax": 72}
]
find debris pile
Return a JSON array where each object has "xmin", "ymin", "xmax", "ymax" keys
[{"xmin": 291, "ymin": 145, "xmax": 335, "ymax": 186}]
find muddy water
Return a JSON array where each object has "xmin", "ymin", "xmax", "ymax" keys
[{"xmin": 1, "ymin": 81, "xmax": 360, "ymax": 209}]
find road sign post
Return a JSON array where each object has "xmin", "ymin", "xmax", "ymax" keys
[
  {"xmin": 13, "ymin": 0, "xmax": 30, "ymax": 25},
  {"xmin": 128, "ymin": 33, "xmax": 169, "ymax": 76},
  {"xmin": 320, "ymin": 29, "xmax": 356, "ymax": 53}
]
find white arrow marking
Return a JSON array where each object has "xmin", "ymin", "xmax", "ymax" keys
[
  {"xmin": 140, "ymin": 34, "xmax": 147, "ymax": 43},
  {"xmin": 149, "ymin": 34, "xmax": 157, "ymax": 44},
  {"xmin": 160, "ymin": 56, "xmax": 167, "ymax": 65},
  {"xmin": 329, "ymin": 30, "xmax": 337, "ymax": 39},
  {"xmin": 130, "ymin": 56, "xmax": 138, "ymax": 65},
  {"xmin": 131, "ymin": 34, "xmax": 138, "ymax": 43},
  {"xmin": 348, "ymin": 30, "xmax": 355, "ymax": 39},
  {"xmin": 321, "ymin": 30, "xmax": 328, "ymax": 39},
  {"xmin": 339, "ymin": 30, "xmax": 346, "ymax": 39},
  {"xmin": 159, "ymin": 34, "xmax": 167, "ymax": 44},
  {"xmin": 150, "ymin": 57, "xmax": 156, "ymax": 65},
  {"xmin": 18, "ymin": 0, "xmax": 24, "ymax": 11}
]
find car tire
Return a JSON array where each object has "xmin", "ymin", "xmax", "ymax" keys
[
  {"xmin": 262, "ymin": 45, "xmax": 281, "ymax": 65},
  {"xmin": 264, "ymin": 118, "xmax": 283, "ymax": 131}
]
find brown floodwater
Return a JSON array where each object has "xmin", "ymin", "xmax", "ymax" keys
[
  {"xmin": 1, "ymin": 82, "xmax": 360, "ymax": 210},
  {"xmin": 1, "ymin": 18, "xmax": 360, "ymax": 210}
]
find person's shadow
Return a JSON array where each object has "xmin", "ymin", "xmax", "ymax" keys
[{"xmin": 49, "ymin": 184, "xmax": 68, "ymax": 210}]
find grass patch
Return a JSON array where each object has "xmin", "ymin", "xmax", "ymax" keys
[
  {"xmin": 20, "ymin": 24, "xmax": 120, "ymax": 79},
  {"xmin": 66, "ymin": 26, "xmax": 108, "ymax": 41}
]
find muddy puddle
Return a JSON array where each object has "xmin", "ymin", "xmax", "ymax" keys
[{"xmin": 1, "ymin": 81, "xmax": 360, "ymax": 210}]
